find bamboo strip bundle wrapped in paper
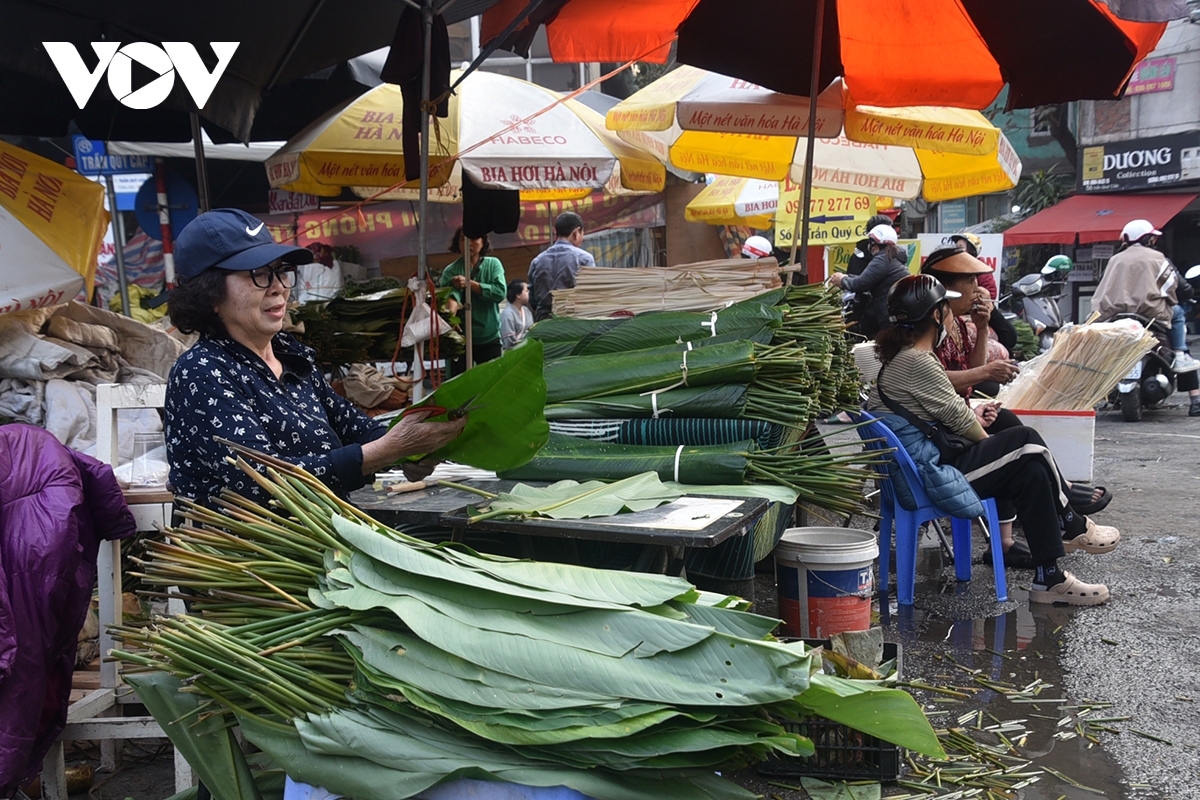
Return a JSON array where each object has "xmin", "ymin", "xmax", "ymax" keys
[
  {"xmin": 113, "ymin": 446, "xmax": 940, "ymax": 800},
  {"xmin": 551, "ymin": 258, "xmax": 782, "ymax": 318},
  {"xmin": 998, "ymin": 319, "xmax": 1157, "ymax": 411}
]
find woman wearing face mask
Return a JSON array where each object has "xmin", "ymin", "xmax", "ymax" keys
[
  {"xmin": 440, "ymin": 227, "xmax": 507, "ymax": 376},
  {"xmin": 864, "ymin": 275, "xmax": 1119, "ymax": 606},
  {"xmin": 921, "ymin": 247, "xmax": 1018, "ymax": 399},
  {"xmin": 828, "ymin": 224, "xmax": 910, "ymax": 339}
]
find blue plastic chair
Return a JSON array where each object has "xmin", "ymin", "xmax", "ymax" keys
[{"xmin": 856, "ymin": 411, "xmax": 1008, "ymax": 605}]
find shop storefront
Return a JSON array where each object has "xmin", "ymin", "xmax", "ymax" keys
[{"xmin": 1005, "ymin": 131, "xmax": 1200, "ymax": 321}]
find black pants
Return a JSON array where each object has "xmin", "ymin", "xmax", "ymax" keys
[
  {"xmin": 450, "ymin": 338, "xmax": 502, "ymax": 377},
  {"xmin": 946, "ymin": 425, "xmax": 1084, "ymax": 566},
  {"xmin": 981, "ymin": 408, "xmax": 1023, "ymax": 522}
]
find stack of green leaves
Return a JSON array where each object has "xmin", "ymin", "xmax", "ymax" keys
[
  {"xmin": 115, "ymin": 447, "xmax": 940, "ymax": 800},
  {"xmin": 543, "ymin": 340, "xmax": 825, "ymax": 430},
  {"xmin": 292, "ymin": 282, "xmax": 463, "ymax": 369},
  {"xmin": 499, "ymin": 434, "xmax": 880, "ymax": 515}
]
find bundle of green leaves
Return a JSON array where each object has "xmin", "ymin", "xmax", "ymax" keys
[{"xmin": 116, "ymin": 448, "xmax": 940, "ymax": 800}]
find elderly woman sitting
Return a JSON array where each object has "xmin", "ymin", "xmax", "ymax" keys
[
  {"xmin": 165, "ymin": 208, "xmax": 464, "ymax": 508},
  {"xmin": 864, "ymin": 275, "xmax": 1119, "ymax": 606}
]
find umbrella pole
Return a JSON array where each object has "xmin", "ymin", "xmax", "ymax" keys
[
  {"xmin": 413, "ymin": 0, "xmax": 435, "ymax": 401},
  {"xmin": 105, "ymin": 175, "xmax": 131, "ymax": 317},
  {"xmin": 788, "ymin": 0, "xmax": 826, "ymax": 284},
  {"xmin": 190, "ymin": 112, "xmax": 211, "ymax": 213}
]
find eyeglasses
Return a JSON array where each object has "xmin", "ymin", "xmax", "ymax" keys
[{"xmin": 247, "ymin": 263, "xmax": 298, "ymax": 289}]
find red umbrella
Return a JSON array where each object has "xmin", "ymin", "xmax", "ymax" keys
[{"xmin": 481, "ymin": 0, "xmax": 1167, "ymax": 109}]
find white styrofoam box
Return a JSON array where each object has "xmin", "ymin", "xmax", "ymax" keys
[{"xmin": 1011, "ymin": 408, "xmax": 1095, "ymax": 483}]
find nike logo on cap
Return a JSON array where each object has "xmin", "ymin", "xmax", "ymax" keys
[{"xmin": 245, "ymin": 222, "xmax": 265, "ymax": 236}]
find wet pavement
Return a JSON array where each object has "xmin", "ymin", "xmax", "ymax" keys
[{"xmin": 740, "ymin": 401, "xmax": 1200, "ymax": 799}]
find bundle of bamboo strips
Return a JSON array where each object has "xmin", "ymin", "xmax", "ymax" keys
[
  {"xmin": 552, "ymin": 258, "xmax": 782, "ymax": 318},
  {"xmin": 998, "ymin": 319, "xmax": 1157, "ymax": 411}
]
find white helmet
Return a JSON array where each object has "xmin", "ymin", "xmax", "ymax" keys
[
  {"xmin": 868, "ymin": 224, "xmax": 898, "ymax": 246},
  {"xmin": 742, "ymin": 235, "xmax": 773, "ymax": 259},
  {"xmin": 1121, "ymin": 219, "xmax": 1162, "ymax": 243}
]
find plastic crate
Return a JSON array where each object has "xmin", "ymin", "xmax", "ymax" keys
[{"xmin": 758, "ymin": 639, "xmax": 904, "ymax": 782}]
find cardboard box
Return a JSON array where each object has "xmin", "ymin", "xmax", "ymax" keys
[{"xmin": 1011, "ymin": 408, "xmax": 1095, "ymax": 483}]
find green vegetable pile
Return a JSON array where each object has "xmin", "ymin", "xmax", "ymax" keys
[
  {"xmin": 115, "ymin": 447, "xmax": 940, "ymax": 800},
  {"xmin": 511, "ymin": 285, "xmax": 874, "ymax": 512}
]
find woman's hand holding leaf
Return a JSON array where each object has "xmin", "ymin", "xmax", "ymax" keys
[{"xmin": 363, "ymin": 408, "xmax": 466, "ymax": 474}]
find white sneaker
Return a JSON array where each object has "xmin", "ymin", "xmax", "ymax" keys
[{"xmin": 1172, "ymin": 352, "xmax": 1200, "ymax": 373}]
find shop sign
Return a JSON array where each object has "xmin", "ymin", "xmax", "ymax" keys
[
  {"xmin": 1078, "ymin": 132, "xmax": 1200, "ymax": 193},
  {"xmin": 268, "ymin": 189, "xmax": 319, "ymax": 214},
  {"xmin": 1091, "ymin": 244, "xmax": 1114, "ymax": 260},
  {"xmin": 1127, "ymin": 57, "xmax": 1176, "ymax": 95},
  {"xmin": 261, "ymin": 191, "xmax": 664, "ymax": 264}
]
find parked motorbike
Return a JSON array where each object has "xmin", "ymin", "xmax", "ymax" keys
[
  {"xmin": 1109, "ymin": 313, "xmax": 1177, "ymax": 422},
  {"xmin": 999, "ymin": 255, "xmax": 1073, "ymax": 353},
  {"xmin": 1185, "ymin": 264, "xmax": 1200, "ymax": 335}
]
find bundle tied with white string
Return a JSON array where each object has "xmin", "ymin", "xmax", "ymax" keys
[
  {"xmin": 550, "ymin": 258, "xmax": 782, "ymax": 318},
  {"xmin": 997, "ymin": 318, "xmax": 1158, "ymax": 411}
]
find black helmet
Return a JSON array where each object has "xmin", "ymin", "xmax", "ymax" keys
[{"xmin": 887, "ymin": 274, "xmax": 961, "ymax": 324}]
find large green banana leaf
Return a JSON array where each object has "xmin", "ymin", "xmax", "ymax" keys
[
  {"xmin": 500, "ymin": 434, "xmax": 751, "ymax": 484},
  {"xmin": 396, "ymin": 339, "xmax": 548, "ymax": 471},
  {"xmin": 545, "ymin": 384, "xmax": 750, "ymax": 420},
  {"xmin": 322, "ymin": 575, "xmax": 808, "ymax": 706},
  {"xmin": 339, "ymin": 626, "xmax": 622, "ymax": 710},
  {"xmin": 332, "ymin": 515, "xmax": 692, "ymax": 609},
  {"xmin": 567, "ymin": 306, "xmax": 782, "ymax": 357},
  {"xmin": 544, "ymin": 341, "xmax": 757, "ymax": 403},
  {"xmin": 238, "ymin": 710, "xmax": 760, "ymax": 800},
  {"xmin": 338, "ymin": 554, "xmax": 715, "ymax": 657},
  {"xmin": 480, "ymin": 472, "xmax": 681, "ymax": 520},
  {"xmin": 789, "ymin": 675, "xmax": 946, "ymax": 758},
  {"xmin": 125, "ymin": 672, "xmax": 263, "ymax": 800}
]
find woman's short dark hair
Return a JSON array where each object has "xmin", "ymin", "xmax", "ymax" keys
[
  {"xmin": 448, "ymin": 226, "xmax": 491, "ymax": 258},
  {"xmin": 875, "ymin": 317, "xmax": 937, "ymax": 366},
  {"xmin": 168, "ymin": 269, "xmax": 229, "ymax": 337},
  {"xmin": 506, "ymin": 279, "xmax": 528, "ymax": 304}
]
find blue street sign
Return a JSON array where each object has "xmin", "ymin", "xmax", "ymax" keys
[
  {"xmin": 134, "ymin": 173, "xmax": 199, "ymax": 242},
  {"xmin": 72, "ymin": 136, "xmax": 154, "ymax": 176}
]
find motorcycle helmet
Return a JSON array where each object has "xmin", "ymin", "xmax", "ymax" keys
[
  {"xmin": 868, "ymin": 224, "xmax": 899, "ymax": 246},
  {"xmin": 950, "ymin": 232, "xmax": 982, "ymax": 257},
  {"xmin": 887, "ymin": 274, "xmax": 962, "ymax": 324},
  {"xmin": 1121, "ymin": 219, "xmax": 1162, "ymax": 243},
  {"xmin": 742, "ymin": 235, "xmax": 773, "ymax": 259},
  {"xmin": 1044, "ymin": 254, "xmax": 1073, "ymax": 274}
]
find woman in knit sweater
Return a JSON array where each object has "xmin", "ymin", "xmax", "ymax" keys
[{"xmin": 865, "ymin": 275, "xmax": 1119, "ymax": 606}]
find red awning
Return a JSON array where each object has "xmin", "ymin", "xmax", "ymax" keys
[{"xmin": 1004, "ymin": 193, "xmax": 1199, "ymax": 245}]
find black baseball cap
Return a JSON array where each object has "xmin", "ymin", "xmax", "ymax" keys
[{"xmin": 174, "ymin": 208, "xmax": 312, "ymax": 282}]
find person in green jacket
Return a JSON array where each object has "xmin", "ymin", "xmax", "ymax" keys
[{"xmin": 440, "ymin": 227, "xmax": 507, "ymax": 376}]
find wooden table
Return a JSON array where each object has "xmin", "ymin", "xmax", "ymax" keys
[{"xmin": 349, "ymin": 480, "xmax": 768, "ymax": 577}]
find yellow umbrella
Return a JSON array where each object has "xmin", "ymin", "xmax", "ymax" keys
[
  {"xmin": 0, "ymin": 141, "xmax": 108, "ymax": 312},
  {"xmin": 608, "ymin": 66, "xmax": 1017, "ymax": 200},
  {"xmin": 267, "ymin": 70, "xmax": 664, "ymax": 199}
]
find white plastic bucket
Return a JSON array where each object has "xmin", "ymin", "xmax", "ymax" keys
[{"xmin": 775, "ymin": 527, "xmax": 878, "ymax": 639}]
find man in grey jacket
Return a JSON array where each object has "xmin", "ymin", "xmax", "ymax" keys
[{"xmin": 527, "ymin": 212, "xmax": 595, "ymax": 321}]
